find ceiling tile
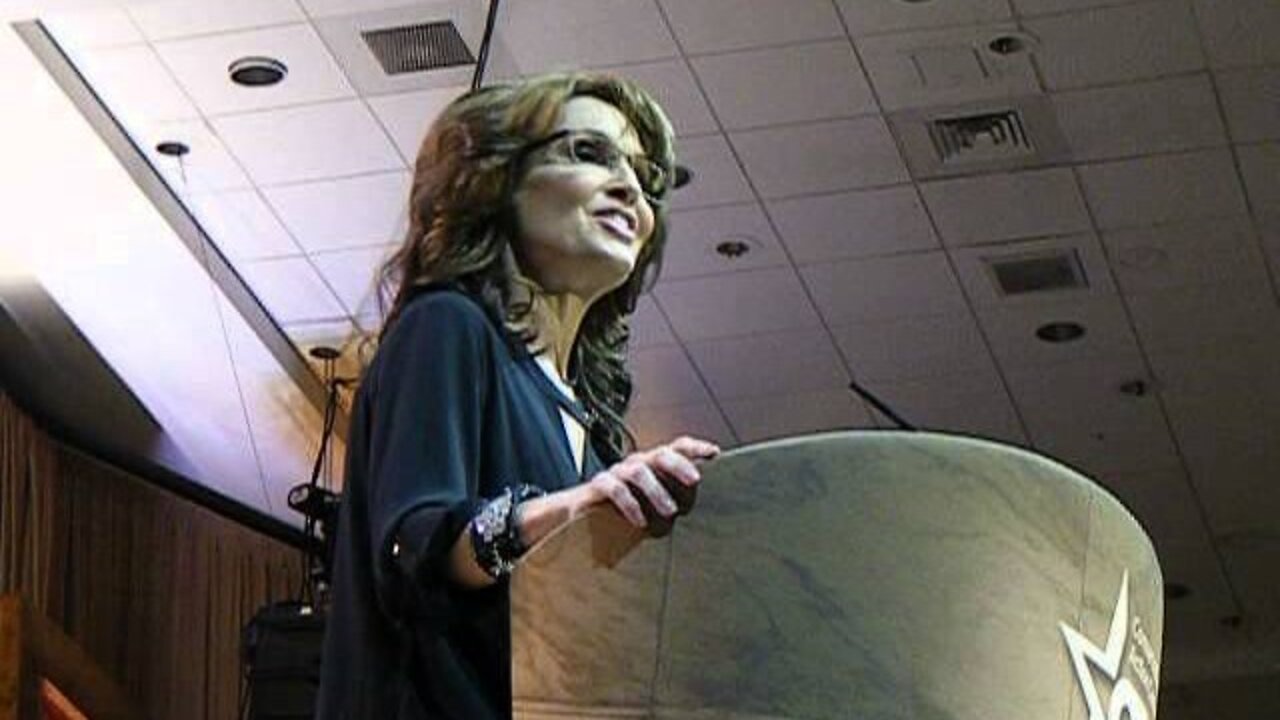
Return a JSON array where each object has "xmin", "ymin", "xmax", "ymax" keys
[
  {"xmin": 70, "ymin": 44, "xmax": 199, "ymax": 126},
  {"xmin": 631, "ymin": 294, "xmax": 677, "ymax": 347},
  {"xmin": 1155, "ymin": 342, "xmax": 1280, "ymax": 530},
  {"xmin": 1025, "ymin": 1, "xmax": 1205, "ymax": 91},
  {"xmin": 262, "ymin": 171, "xmax": 409, "ymax": 252},
  {"xmin": 731, "ymin": 117, "xmax": 907, "ymax": 199},
  {"xmin": 1127, "ymin": 282, "xmax": 1280, "ymax": 351},
  {"xmin": 656, "ymin": 0, "xmax": 843, "ymax": 55},
  {"xmin": 974, "ymin": 294, "xmax": 1142, "ymax": 370},
  {"xmin": 1158, "ymin": 537, "xmax": 1241, "ymax": 646},
  {"xmin": 367, "ymin": 86, "xmax": 468, "ymax": 161},
  {"xmin": 1078, "ymin": 149, "xmax": 1248, "ymax": 230},
  {"xmin": 282, "ymin": 317, "xmax": 358, "ymax": 360},
  {"xmin": 1103, "ymin": 216, "xmax": 1270, "ymax": 294},
  {"xmin": 128, "ymin": 0, "xmax": 306, "ymax": 40},
  {"xmin": 721, "ymin": 389, "xmax": 875, "ymax": 444},
  {"xmin": 212, "ymin": 100, "xmax": 404, "ymax": 186},
  {"xmin": 155, "ymin": 24, "xmax": 354, "ymax": 116},
  {"xmin": 311, "ymin": 244, "xmax": 394, "ymax": 314},
  {"xmin": 1180, "ymin": 432, "xmax": 1280, "ymax": 537},
  {"xmin": 1263, "ymin": 218, "xmax": 1280, "ymax": 277},
  {"xmin": 949, "ymin": 233, "xmax": 1119, "ymax": 306},
  {"xmin": 239, "ymin": 255, "xmax": 347, "ymax": 323},
  {"xmin": 1010, "ymin": 0, "xmax": 1142, "ymax": 16},
  {"xmin": 630, "ymin": 345, "xmax": 712, "ymax": 409},
  {"xmin": 690, "ymin": 41, "xmax": 874, "ymax": 131},
  {"xmin": 42, "ymin": 7, "xmax": 144, "ymax": 48},
  {"xmin": 136, "ymin": 118, "xmax": 253, "ymax": 194},
  {"xmin": 830, "ymin": 312, "xmax": 993, "ymax": 383},
  {"xmin": 655, "ymin": 267, "xmax": 822, "ymax": 341},
  {"xmin": 684, "ymin": 328, "xmax": 849, "ymax": 400},
  {"xmin": 297, "ymin": 0, "xmax": 441, "ymax": 18},
  {"xmin": 596, "ymin": 59, "xmax": 718, "ymax": 137},
  {"xmin": 500, "ymin": 0, "xmax": 677, "ymax": 72},
  {"xmin": 1219, "ymin": 536, "xmax": 1280, "ymax": 632},
  {"xmin": 920, "ymin": 168, "xmax": 1091, "ymax": 246},
  {"xmin": 768, "ymin": 186, "xmax": 938, "ymax": 264},
  {"xmin": 1150, "ymin": 336, "xmax": 1280, "ymax": 405},
  {"xmin": 1215, "ymin": 66, "xmax": 1280, "ymax": 144},
  {"xmin": 1005, "ymin": 357, "xmax": 1177, "ymax": 477},
  {"xmin": 187, "ymin": 189, "xmax": 302, "ymax": 260},
  {"xmin": 1193, "ymin": 0, "xmax": 1280, "ymax": 68},
  {"xmin": 663, "ymin": 203, "xmax": 790, "ymax": 280},
  {"xmin": 1052, "ymin": 74, "xmax": 1228, "ymax": 162},
  {"xmin": 801, "ymin": 251, "xmax": 968, "ymax": 325},
  {"xmin": 834, "ymin": 0, "xmax": 1010, "ymax": 35},
  {"xmin": 870, "ymin": 366, "xmax": 1026, "ymax": 443},
  {"xmin": 666, "ymin": 134, "xmax": 755, "ymax": 209},
  {"xmin": 1101, "ymin": 466, "xmax": 1212, "ymax": 551},
  {"xmin": 1237, "ymin": 142, "xmax": 1280, "ymax": 220},
  {"xmin": 855, "ymin": 24, "xmax": 1041, "ymax": 111},
  {"xmin": 626, "ymin": 401, "xmax": 737, "ymax": 449}
]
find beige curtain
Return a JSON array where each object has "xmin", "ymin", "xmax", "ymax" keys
[{"xmin": 0, "ymin": 392, "xmax": 305, "ymax": 720}]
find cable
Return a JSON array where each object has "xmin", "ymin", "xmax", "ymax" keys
[
  {"xmin": 848, "ymin": 379, "xmax": 917, "ymax": 432},
  {"xmin": 471, "ymin": 0, "xmax": 501, "ymax": 91}
]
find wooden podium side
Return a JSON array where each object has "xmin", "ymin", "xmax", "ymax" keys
[
  {"xmin": 512, "ymin": 431, "xmax": 1164, "ymax": 719},
  {"xmin": 0, "ymin": 595, "xmax": 133, "ymax": 720}
]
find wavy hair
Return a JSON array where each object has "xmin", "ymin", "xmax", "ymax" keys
[{"xmin": 375, "ymin": 73, "xmax": 676, "ymax": 464}]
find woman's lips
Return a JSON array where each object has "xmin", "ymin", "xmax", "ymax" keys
[{"xmin": 595, "ymin": 213, "xmax": 636, "ymax": 243}]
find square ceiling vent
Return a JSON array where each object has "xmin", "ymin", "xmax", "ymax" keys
[
  {"xmin": 986, "ymin": 249, "xmax": 1089, "ymax": 297},
  {"xmin": 362, "ymin": 21, "xmax": 475, "ymax": 76},
  {"xmin": 888, "ymin": 95, "xmax": 1071, "ymax": 180},
  {"xmin": 315, "ymin": 0, "xmax": 491, "ymax": 95}
]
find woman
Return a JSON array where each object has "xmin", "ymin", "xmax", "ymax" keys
[{"xmin": 316, "ymin": 73, "xmax": 720, "ymax": 719}]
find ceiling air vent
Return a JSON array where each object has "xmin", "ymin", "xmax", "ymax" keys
[
  {"xmin": 929, "ymin": 110, "xmax": 1033, "ymax": 165},
  {"xmin": 887, "ymin": 95, "xmax": 1071, "ymax": 180},
  {"xmin": 986, "ymin": 249, "xmax": 1088, "ymax": 296},
  {"xmin": 361, "ymin": 20, "xmax": 475, "ymax": 76}
]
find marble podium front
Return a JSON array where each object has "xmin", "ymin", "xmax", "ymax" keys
[{"xmin": 511, "ymin": 431, "xmax": 1163, "ymax": 719}]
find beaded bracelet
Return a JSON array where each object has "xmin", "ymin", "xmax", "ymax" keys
[{"xmin": 470, "ymin": 484, "xmax": 546, "ymax": 579}]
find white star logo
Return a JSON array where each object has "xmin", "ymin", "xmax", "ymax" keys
[{"xmin": 1059, "ymin": 571, "xmax": 1150, "ymax": 720}]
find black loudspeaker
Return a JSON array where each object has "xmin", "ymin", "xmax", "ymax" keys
[{"xmin": 242, "ymin": 602, "xmax": 326, "ymax": 720}]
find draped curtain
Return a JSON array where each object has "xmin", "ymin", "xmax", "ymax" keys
[{"xmin": 0, "ymin": 392, "xmax": 305, "ymax": 720}]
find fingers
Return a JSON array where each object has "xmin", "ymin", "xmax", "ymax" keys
[
  {"xmin": 649, "ymin": 446, "xmax": 701, "ymax": 488},
  {"xmin": 592, "ymin": 471, "xmax": 646, "ymax": 528},
  {"xmin": 667, "ymin": 435, "xmax": 721, "ymax": 461},
  {"xmin": 619, "ymin": 459, "xmax": 679, "ymax": 519},
  {"xmin": 590, "ymin": 436, "xmax": 721, "ymax": 531}
]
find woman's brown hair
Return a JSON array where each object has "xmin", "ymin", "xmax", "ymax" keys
[{"xmin": 375, "ymin": 72, "xmax": 676, "ymax": 464}]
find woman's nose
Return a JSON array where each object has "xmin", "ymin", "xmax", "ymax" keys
[{"xmin": 604, "ymin": 166, "xmax": 642, "ymax": 206}]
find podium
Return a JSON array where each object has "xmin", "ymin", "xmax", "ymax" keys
[
  {"xmin": 512, "ymin": 431, "xmax": 1164, "ymax": 719},
  {"xmin": 0, "ymin": 595, "xmax": 132, "ymax": 720}
]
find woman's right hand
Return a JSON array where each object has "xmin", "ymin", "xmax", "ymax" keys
[{"xmin": 584, "ymin": 436, "xmax": 720, "ymax": 533}]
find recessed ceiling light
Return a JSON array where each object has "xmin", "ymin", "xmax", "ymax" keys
[
  {"xmin": 1035, "ymin": 321, "xmax": 1085, "ymax": 343},
  {"xmin": 673, "ymin": 164, "xmax": 693, "ymax": 189},
  {"xmin": 1118, "ymin": 379, "xmax": 1150, "ymax": 397},
  {"xmin": 155, "ymin": 141, "xmax": 189, "ymax": 157},
  {"xmin": 715, "ymin": 237, "xmax": 752, "ymax": 259},
  {"xmin": 987, "ymin": 32, "xmax": 1037, "ymax": 56},
  {"xmin": 229, "ymin": 56, "xmax": 288, "ymax": 87}
]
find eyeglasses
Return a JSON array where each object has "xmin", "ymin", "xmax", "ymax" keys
[{"xmin": 518, "ymin": 129, "xmax": 670, "ymax": 206}]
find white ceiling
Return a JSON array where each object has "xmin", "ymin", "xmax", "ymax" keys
[{"xmin": 5, "ymin": 0, "xmax": 1280, "ymax": 694}]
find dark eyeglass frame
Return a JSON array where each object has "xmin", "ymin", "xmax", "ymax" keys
[{"xmin": 516, "ymin": 129, "xmax": 671, "ymax": 207}]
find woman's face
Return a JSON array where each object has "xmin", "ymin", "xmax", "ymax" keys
[{"xmin": 512, "ymin": 96, "xmax": 658, "ymax": 301}]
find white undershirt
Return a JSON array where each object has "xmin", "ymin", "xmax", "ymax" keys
[{"xmin": 534, "ymin": 354, "xmax": 586, "ymax": 474}]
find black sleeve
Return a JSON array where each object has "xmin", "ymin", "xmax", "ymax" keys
[{"xmin": 363, "ymin": 293, "xmax": 493, "ymax": 618}]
